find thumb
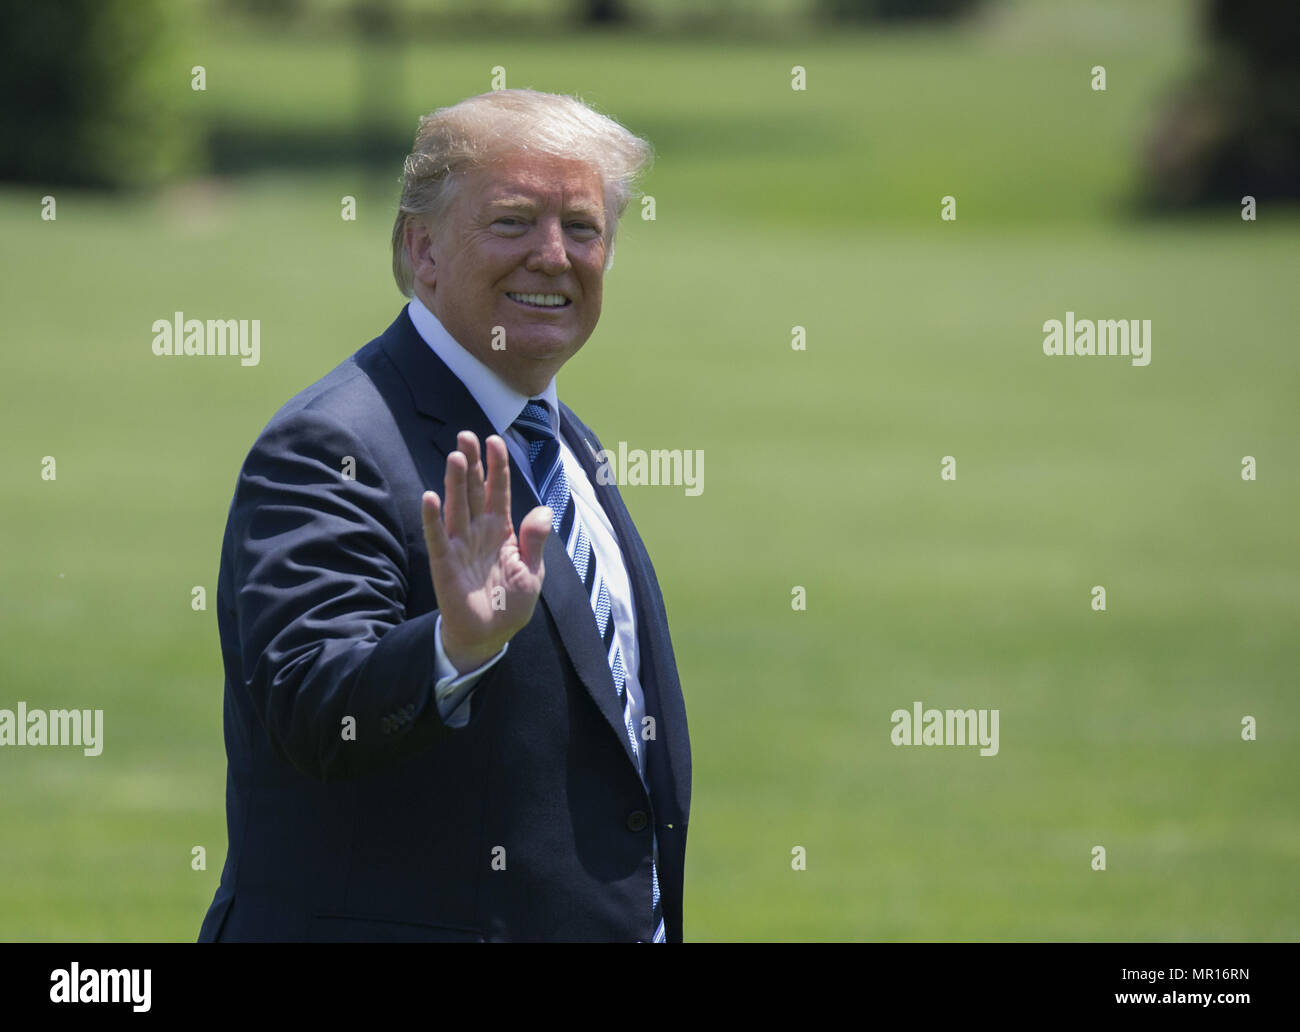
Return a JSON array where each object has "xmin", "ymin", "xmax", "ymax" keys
[{"xmin": 518, "ymin": 505, "xmax": 553, "ymax": 574}]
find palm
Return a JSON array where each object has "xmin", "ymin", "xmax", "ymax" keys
[
  {"xmin": 421, "ymin": 432, "xmax": 551, "ymax": 672},
  {"xmin": 437, "ymin": 519, "xmax": 542, "ymax": 627}
]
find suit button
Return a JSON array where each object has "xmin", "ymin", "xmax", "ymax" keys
[{"xmin": 626, "ymin": 810, "xmax": 648, "ymax": 832}]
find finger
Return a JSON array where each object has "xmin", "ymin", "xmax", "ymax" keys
[
  {"xmin": 517, "ymin": 505, "xmax": 553, "ymax": 576},
  {"xmin": 459, "ymin": 430, "xmax": 485, "ymax": 520},
  {"xmin": 443, "ymin": 450, "xmax": 470, "ymax": 539},
  {"xmin": 483, "ymin": 435, "xmax": 511, "ymax": 523},
  {"xmin": 421, "ymin": 490, "xmax": 449, "ymax": 561}
]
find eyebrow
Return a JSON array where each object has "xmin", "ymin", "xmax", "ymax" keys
[{"xmin": 484, "ymin": 195, "xmax": 605, "ymax": 220}]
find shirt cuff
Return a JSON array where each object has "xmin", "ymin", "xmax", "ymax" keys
[{"xmin": 433, "ymin": 614, "xmax": 507, "ymax": 728}]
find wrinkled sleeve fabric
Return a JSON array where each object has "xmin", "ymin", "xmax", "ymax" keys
[{"xmin": 228, "ymin": 405, "xmax": 497, "ymax": 782}]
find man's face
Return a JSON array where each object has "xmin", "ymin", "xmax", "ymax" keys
[{"xmin": 409, "ymin": 150, "xmax": 609, "ymax": 397}]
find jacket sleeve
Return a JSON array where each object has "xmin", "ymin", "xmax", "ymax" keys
[{"xmin": 225, "ymin": 403, "xmax": 489, "ymax": 782}]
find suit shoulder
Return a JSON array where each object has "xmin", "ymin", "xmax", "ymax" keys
[
  {"xmin": 223, "ymin": 330, "xmax": 411, "ymax": 511},
  {"xmin": 244, "ymin": 309, "xmax": 425, "ymax": 469}
]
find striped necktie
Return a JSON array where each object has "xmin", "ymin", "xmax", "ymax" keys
[{"xmin": 512, "ymin": 398, "xmax": 665, "ymax": 943}]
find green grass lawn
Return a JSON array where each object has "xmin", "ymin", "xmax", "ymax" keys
[{"xmin": 1, "ymin": 0, "xmax": 1297, "ymax": 940}]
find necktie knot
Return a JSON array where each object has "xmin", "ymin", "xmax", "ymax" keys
[
  {"xmin": 512, "ymin": 399, "xmax": 564, "ymax": 515},
  {"xmin": 512, "ymin": 399, "xmax": 554, "ymax": 444}
]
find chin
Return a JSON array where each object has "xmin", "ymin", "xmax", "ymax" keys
[{"xmin": 513, "ymin": 330, "xmax": 583, "ymax": 359}]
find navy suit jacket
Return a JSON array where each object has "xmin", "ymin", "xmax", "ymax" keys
[{"xmin": 198, "ymin": 307, "xmax": 691, "ymax": 942}]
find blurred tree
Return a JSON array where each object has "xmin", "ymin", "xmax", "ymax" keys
[
  {"xmin": 1142, "ymin": 0, "xmax": 1300, "ymax": 207},
  {"xmin": 352, "ymin": 0, "xmax": 405, "ymax": 168},
  {"xmin": 579, "ymin": 0, "xmax": 629, "ymax": 24},
  {"xmin": 816, "ymin": 0, "xmax": 984, "ymax": 21},
  {"xmin": 0, "ymin": 0, "xmax": 200, "ymax": 188}
]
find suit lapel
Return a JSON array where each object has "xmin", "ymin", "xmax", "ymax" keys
[
  {"xmin": 558, "ymin": 406, "xmax": 690, "ymax": 826},
  {"xmin": 376, "ymin": 309, "xmax": 638, "ymax": 773}
]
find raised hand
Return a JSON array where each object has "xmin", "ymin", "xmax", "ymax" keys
[{"xmin": 421, "ymin": 432, "xmax": 552, "ymax": 673}]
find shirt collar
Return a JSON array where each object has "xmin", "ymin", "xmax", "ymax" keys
[{"xmin": 407, "ymin": 294, "xmax": 559, "ymax": 433}]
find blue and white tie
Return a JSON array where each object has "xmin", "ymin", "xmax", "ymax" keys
[{"xmin": 512, "ymin": 399, "xmax": 665, "ymax": 943}]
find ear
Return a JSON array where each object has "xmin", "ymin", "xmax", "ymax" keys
[{"xmin": 405, "ymin": 218, "xmax": 438, "ymax": 288}]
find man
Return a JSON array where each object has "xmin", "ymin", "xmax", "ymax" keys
[{"xmin": 197, "ymin": 89, "xmax": 691, "ymax": 942}]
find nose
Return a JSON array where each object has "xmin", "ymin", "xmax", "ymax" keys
[{"xmin": 526, "ymin": 217, "xmax": 570, "ymax": 275}]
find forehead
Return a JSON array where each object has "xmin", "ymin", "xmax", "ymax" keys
[{"xmin": 466, "ymin": 152, "xmax": 606, "ymax": 212}]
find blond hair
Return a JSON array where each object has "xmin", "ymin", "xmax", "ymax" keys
[{"xmin": 391, "ymin": 89, "xmax": 653, "ymax": 295}]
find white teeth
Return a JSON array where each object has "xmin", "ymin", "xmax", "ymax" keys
[{"xmin": 508, "ymin": 292, "xmax": 569, "ymax": 307}]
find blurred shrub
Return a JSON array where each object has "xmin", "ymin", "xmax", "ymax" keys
[
  {"xmin": 1141, "ymin": 0, "xmax": 1300, "ymax": 207},
  {"xmin": 0, "ymin": 0, "xmax": 201, "ymax": 188}
]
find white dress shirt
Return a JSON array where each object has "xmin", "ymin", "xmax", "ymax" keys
[{"xmin": 409, "ymin": 296, "xmax": 647, "ymax": 779}]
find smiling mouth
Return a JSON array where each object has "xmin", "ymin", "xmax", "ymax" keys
[{"xmin": 506, "ymin": 292, "xmax": 572, "ymax": 309}]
